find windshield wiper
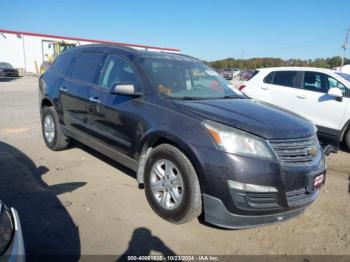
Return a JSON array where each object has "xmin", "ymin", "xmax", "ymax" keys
[
  {"xmin": 222, "ymin": 95, "xmax": 245, "ymax": 99},
  {"xmin": 165, "ymin": 96, "xmax": 212, "ymax": 100}
]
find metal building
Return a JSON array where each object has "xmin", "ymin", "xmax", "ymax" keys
[{"xmin": 0, "ymin": 28, "xmax": 180, "ymax": 74}]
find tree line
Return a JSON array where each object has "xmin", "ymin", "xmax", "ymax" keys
[{"xmin": 208, "ymin": 56, "xmax": 350, "ymax": 70}]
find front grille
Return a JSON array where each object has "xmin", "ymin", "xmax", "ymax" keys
[{"xmin": 269, "ymin": 136, "xmax": 318, "ymax": 165}]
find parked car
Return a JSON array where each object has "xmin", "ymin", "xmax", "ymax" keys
[
  {"xmin": 238, "ymin": 69, "xmax": 257, "ymax": 81},
  {"xmin": 0, "ymin": 62, "xmax": 19, "ymax": 78},
  {"xmin": 39, "ymin": 45, "xmax": 326, "ymax": 229},
  {"xmin": 220, "ymin": 68, "xmax": 240, "ymax": 80},
  {"xmin": 335, "ymin": 64, "xmax": 350, "ymax": 74},
  {"xmin": 241, "ymin": 67, "xmax": 350, "ymax": 150},
  {"xmin": 0, "ymin": 201, "xmax": 25, "ymax": 259}
]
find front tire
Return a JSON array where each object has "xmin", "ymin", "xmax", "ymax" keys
[
  {"xmin": 144, "ymin": 144, "xmax": 202, "ymax": 224},
  {"xmin": 41, "ymin": 106, "xmax": 69, "ymax": 151}
]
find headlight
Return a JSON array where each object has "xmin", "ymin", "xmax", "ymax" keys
[
  {"xmin": 203, "ymin": 120, "xmax": 274, "ymax": 159},
  {"xmin": 0, "ymin": 203, "xmax": 14, "ymax": 255}
]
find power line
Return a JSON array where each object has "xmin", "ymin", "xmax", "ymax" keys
[
  {"xmin": 275, "ymin": 28, "xmax": 347, "ymax": 51},
  {"xmin": 341, "ymin": 27, "xmax": 349, "ymax": 67}
]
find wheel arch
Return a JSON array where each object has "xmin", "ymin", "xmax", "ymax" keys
[
  {"xmin": 40, "ymin": 97, "xmax": 55, "ymax": 118},
  {"xmin": 136, "ymin": 131, "xmax": 205, "ymax": 187},
  {"xmin": 340, "ymin": 119, "xmax": 350, "ymax": 141}
]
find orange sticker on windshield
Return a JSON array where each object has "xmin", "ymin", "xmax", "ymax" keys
[{"xmin": 158, "ymin": 85, "xmax": 172, "ymax": 96}]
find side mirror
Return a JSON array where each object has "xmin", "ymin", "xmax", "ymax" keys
[
  {"xmin": 328, "ymin": 87, "xmax": 343, "ymax": 98},
  {"xmin": 110, "ymin": 84, "xmax": 142, "ymax": 97}
]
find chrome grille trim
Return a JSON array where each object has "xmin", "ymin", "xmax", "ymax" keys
[{"xmin": 269, "ymin": 136, "xmax": 318, "ymax": 165}]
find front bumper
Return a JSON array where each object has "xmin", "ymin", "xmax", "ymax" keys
[
  {"xmin": 203, "ymin": 194, "xmax": 312, "ymax": 229},
  {"xmin": 3, "ymin": 208, "xmax": 25, "ymax": 260},
  {"xmin": 190, "ymin": 143, "xmax": 326, "ymax": 228}
]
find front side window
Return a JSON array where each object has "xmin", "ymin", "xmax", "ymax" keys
[
  {"xmin": 327, "ymin": 76, "xmax": 346, "ymax": 95},
  {"xmin": 70, "ymin": 52, "xmax": 105, "ymax": 84},
  {"xmin": 302, "ymin": 72, "xmax": 327, "ymax": 93},
  {"xmin": 98, "ymin": 55, "xmax": 138, "ymax": 90},
  {"xmin": 273, "ymin": 71, "xmax": 298, "ymax": 87},
  {"xmin": 139, "ymin": 58, "xmax": 243, "ymax": 99}
]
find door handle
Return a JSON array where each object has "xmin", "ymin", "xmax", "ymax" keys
[
  {"xmin": 297, "ymin": 94, "xmax": 307, "ymax": 99},
  {"xmin": 261, "ymin": 86, "xmax": 269, "ymax": 90},
  {"xmin": 60, "ymin": 86, "xmax": 68, "ymax": 92},
  {"xmin": 89, "ymin": 97, "xmax": 100, "ymax": 103}
]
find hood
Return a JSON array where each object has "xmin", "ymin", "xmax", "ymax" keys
[{"xmin": 174, "ymin": 98, "xmax": 314, "ymax": 140}]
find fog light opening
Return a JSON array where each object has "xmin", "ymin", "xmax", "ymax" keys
[{"xmin": 227, "ymin": 180, "xmax": 278, "ymax": 193}]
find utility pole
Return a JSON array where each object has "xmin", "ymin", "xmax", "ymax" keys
[
  {"xmin": 240, "ymin": 49, "xmax": 245, "ymax": 70},
  {"xmin": 341, "ymin": 27, "xmax": 349, "ymax": 67}
]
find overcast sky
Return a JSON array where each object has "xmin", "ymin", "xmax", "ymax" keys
[{"xmin": 1, "ymin": 0, "xmax": 349, "ymax": 61}]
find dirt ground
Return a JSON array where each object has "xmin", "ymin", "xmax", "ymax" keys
[{"xmin": 0, "ymin": 76, "xmax": 349, "ymax": 257}]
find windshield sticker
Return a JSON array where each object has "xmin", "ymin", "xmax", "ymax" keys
[
  {"xmin": 210, "ymin": 80, "xmax": 224, "ymax": 93},
  {"xmin": 158, "ymin": 85, "xmax": 172, "ymax": 96},
  {"xmin": 206, "ymin": 70, "xmax": 219, "ymax": 76}
]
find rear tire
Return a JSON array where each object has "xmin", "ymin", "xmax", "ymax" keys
[
  {"xmin": 144, "ymin": 144, "xmax": 202, "ymax": 224},
  {"xmin": 41, "ymin": 106, "xmax": 69, "ymax": 151},
  {"xmin": 345, "ymin": 129, "xmax": 350, "ymax": 151}
]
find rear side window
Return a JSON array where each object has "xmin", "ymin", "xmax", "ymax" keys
[
  {"xmin": 263, "ymin": 72, "xmax": 274, "ymax": 84},
  {"xmin": 273, "ymin": 71, "xmax": 298, "ymax": 87},
  {"xmin": 70, "ymin": 52, "xmax": 105, "ymax": 84},
  {"xmin": 52, "ymin": 52, "xmax": 75, "ymax": 76}
]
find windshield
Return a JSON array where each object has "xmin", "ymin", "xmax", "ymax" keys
[
  {"xmin": 140, "ymin": 58, "xmax": 243, "ymax": 99},
  {"xmin": 0, "ymin": 62, "xmax": 12, "ymax": 68},
  {"xmin": 336, "ymin": 72, "xmax": 350, "ymax": 83}
]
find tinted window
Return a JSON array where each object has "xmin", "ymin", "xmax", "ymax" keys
[
  {"xmin": 99, "ymin": 55, "xmax": 137, "ymax": 90},
  {"xmin": 70, "ymin": 52, "xmax": 105, "ymax": 84},
  {"xmin": 263, "ymin": 72, "xmax": 274, "ymax": 84},
  {"xmin": 273, "ymin": 71, "xmax": 298, "ymax": 87},
  {"xmin": 302, "ymin": 72, "xmax": 327, "ymax": 93},
  {"xmin": 52, "ymin": 52, "xmax": 75, "ymax": 75}
]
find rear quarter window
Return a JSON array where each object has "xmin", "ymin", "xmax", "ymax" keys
[
  {"xmin": 263, "ymin": 72, "xmax": 274, "ymax": 84},
  {"xmin": 52, "ymin": 52, "xmax": 75, "ymax": 76}
]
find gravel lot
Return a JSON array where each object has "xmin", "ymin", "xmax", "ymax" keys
[{"xmin": 0, "ymin": 76, "xmax": 349, "ymax": 258}]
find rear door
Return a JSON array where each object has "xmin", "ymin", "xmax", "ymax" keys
[
  {"xmin": 267, "ymin": 70, "xmax": 302, "ymax": 111},
  {"xmin": 60, "ymin": 51, "xmax": 106, "ymax": 135},
  {"xmin": 294, "ymin": 71, "xmax": 348, "ymax": 131}
]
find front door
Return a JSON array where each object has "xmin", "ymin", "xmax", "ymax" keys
[
  {"xmin": 294, "ymin": 71, "xmax": 348, "ymax": 131},
  {"xmin": 88, "ymin": 54, "xmax": 143, "ymax": 159}
]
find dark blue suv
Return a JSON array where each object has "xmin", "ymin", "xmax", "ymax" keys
[{"xmin": 39, "ymin": 45, "xmax": 326, "ymax": 229}]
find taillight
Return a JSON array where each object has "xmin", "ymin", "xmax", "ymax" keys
[{"xmin": 239, "ymin": 85, "xmax": 246, "ymax": 91}]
